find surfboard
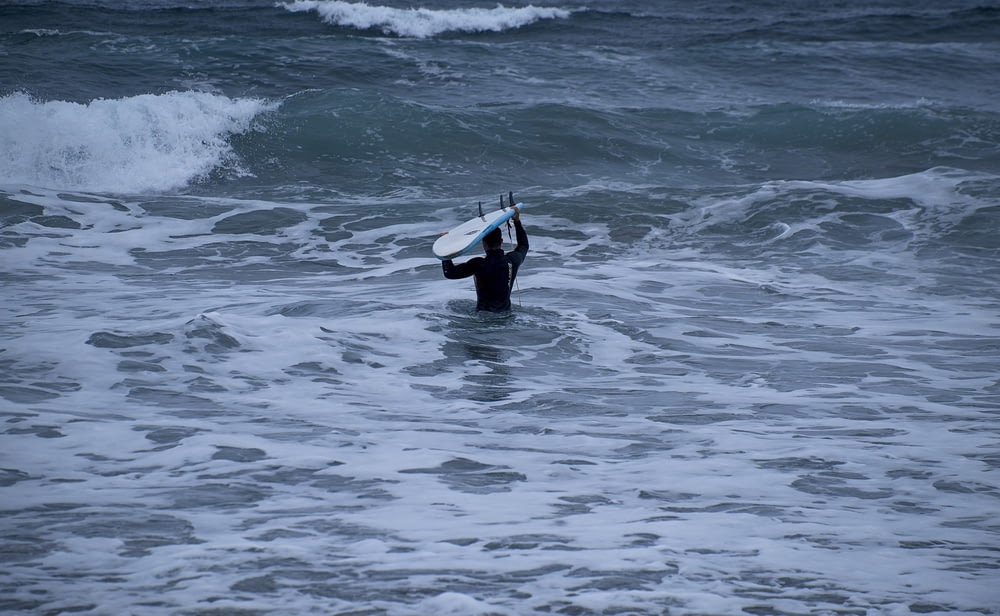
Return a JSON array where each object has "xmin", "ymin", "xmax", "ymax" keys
[{"xmin": 432, "ymin": 202, "xmax": 524, "ymax": 260}]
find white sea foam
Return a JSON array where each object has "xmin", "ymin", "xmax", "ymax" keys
[
  {"xmin": 0, "ymin": 92, "xmax": 276, "ymax": 194},
  {"xmin": 282, "ymin": 1, "xmax": 571, "ymax": 38},
  {"xmin": 3, "ymin": 0, "xmax": 999, "ymax": 611}
]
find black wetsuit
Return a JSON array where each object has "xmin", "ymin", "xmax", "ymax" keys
[{"xmin": 442, "ymin": 219, "xmax": 528, "ymax": 312}]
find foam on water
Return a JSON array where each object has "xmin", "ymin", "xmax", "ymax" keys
[
  {"xmin": 2, "ymin": 1, "xmax": 999, "ymax": 612},
  {"xmin": 2, "ymin": 167, "xmax": 998, "ymax": 614},
  {"xmin": 0, "ymin": 92, "xmax": 277, "ymax": 194},
  {"xmin": 282, "ymin": 1, "xmax": 572, "ymax": 38}
]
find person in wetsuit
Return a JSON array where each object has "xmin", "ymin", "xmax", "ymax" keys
[{"xmin": 442, "ymin": 203, "xmax": 528, "ymax": 312}]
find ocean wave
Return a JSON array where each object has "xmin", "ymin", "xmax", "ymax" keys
[
  {"xmin": 0, "ymin": 91, "xmax": 278, "ymax": 194},
  {"xmin": 281, "ymin": 1, "xmax": 572, "ymax": 38}
]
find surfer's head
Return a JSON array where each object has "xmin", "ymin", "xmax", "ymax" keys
[{"xmin": 483, "ymin": 227, "xmax": 503, "ymax": 251}]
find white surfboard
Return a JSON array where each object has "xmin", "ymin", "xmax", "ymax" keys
[{"xmin": 432, "ymin": 202, "xmax": 524, "ymax": 260}]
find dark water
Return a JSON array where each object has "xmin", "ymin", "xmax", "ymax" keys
[{"xmin": 2, "ymin": 1, "xmax": 999, "ymax": 614}]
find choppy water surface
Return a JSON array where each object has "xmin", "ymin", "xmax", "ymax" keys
[{"xmin": 2, "ymin": 1, "xmax": 999, "ymax": 614}]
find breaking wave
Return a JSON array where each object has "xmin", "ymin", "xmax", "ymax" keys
[
  {"xmin": 0, "ymin": 91, "xmax": 277, "ymax": 194},
  {"xmin": 281, "ymin": 1, "xmax": 572, "ymax": 38}
]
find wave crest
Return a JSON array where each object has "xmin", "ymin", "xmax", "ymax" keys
[
  {"xmin": 282, "ymin": 1, "xmax": 571, "ymax": 38},
  {"xmin": 0, "ymin": 91, "xmax": 276, "ymax": 194}
]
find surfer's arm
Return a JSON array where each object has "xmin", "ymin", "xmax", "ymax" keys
[
  {"xmin": 442, "ymin": 258, "xmax": 476, "ymax": 279},
  {"xmin": 512, "ymin": 217, "xmax": 528, "ymax": 258}
]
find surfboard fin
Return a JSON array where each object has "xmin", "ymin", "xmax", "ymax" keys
[{"xmin": 504, "ymin": 191, "xmax": 517, "ymax": 240}]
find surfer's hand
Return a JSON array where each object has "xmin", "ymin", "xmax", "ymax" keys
[{"xmin": 512, "ymin": 206, "xmax": 520, "ymax": 221}]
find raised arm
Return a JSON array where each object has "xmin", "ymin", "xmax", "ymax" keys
[
  {"xmin": 442, "ymin": 258, "xmax": 477, "ymax": 279},
  {"xmin": 511, "ymin": 210, "xmax": 528, "ymax": 259}
]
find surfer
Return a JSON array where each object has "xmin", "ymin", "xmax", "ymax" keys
[{"xmin": 442, "ymin": 194, "xmax": 528, "ymax": 312}]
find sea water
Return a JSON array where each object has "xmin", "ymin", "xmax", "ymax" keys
[{"xmin": 1, "ymin": 1, "xmax": 999, "ymax": 614}]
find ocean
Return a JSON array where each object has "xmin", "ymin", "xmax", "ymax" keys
[{"xmin": 2, "ymin": 1, "xmax": 999, "ymax": 614}]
